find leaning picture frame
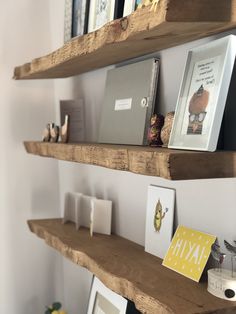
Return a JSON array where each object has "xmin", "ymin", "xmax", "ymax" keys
[
  {"xmin": 168, "ymin": 35, "xmax": 236, "ymax": 152},
  {"xmin": 72, "ymin": 0, "xmax": 90, "ymax": 37},
  {"xmin": 87, "ymin": 277, "xmax": 127, "ymax": 314},
  {"xmin": 87, "ymin": 0, "xmax": 117, "ymax": 33}
]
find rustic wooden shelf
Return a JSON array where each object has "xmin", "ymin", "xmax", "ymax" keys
[
  {"xmin": 24, "ymin": 141, "xmax": 236, "ymax": 180},
  {"xmin": 14, "ymin": 0, "xmax": 236, "ymax": 79},
  {"xmin": 28, "ymin": 219, "xmax": 236, "ymax": 314}
]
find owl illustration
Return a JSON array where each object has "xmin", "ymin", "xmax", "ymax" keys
[
  {"xmin": 187, "ymin": 85, "xmax": 209, "ymax": 135},
  {"xmin": 154, "ymin": 199, "xmax": 167, "ymax": 232}
]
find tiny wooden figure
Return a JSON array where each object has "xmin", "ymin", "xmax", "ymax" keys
[
  {"xmin": 60, "ymin": 114, "xmax": 70, "ymax": 143},
  {"xmin": 42, "ymin": 123, "xmax": 51, "ymax": 142},
  {"xmin": 161, "ymin": 111, "xmax": 175, "ymax": 147},
  {"xmin": 147, "ymin": 113, "xmax": 164, "ymax": 146},
  {"xmin": 50, "ymin": 123, "xmax": 59, "ymax": 142}
]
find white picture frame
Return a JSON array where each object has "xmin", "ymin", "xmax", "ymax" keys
[
  {"xmin": 145, "ymin": 185, "xmax": 175, "ymax": 259},
  {"xmin": 123, "ymin": 0, "xmax": 136, "ymax": 16},
  {"xmin": 87, "ymin": 277, "xmax": 127, "ymax": 314},
  {"xmin": 64, "ymin": 0, "xmax": 73, "ymax": 42},
  {"xmin": 88, "ymin": 0, "xmax": 116, "ymax": 33},
  {"xmin": 168, "ymin": 35, "xmax": 236, "ymax": 152}
]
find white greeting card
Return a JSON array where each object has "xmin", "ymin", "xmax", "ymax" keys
[{"xmin": 145, "ymin": 185, "xmax": 175, "ymax": 259}]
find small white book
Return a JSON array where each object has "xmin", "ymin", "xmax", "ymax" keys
[{"xmin": 145, "ymin": 185, "xmax": 175, "ymax": 259}]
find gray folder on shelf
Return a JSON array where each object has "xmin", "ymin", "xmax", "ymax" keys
[{"xmin": 98, "ymin": 58, "xmax": 159, "ymax": 145}]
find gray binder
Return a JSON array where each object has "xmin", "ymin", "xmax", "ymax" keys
[{"xmin": 98, "ymin": 58, "xmax": 159, "ymax": 145}]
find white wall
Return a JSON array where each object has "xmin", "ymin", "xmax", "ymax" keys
[{"xmin": 0, "ymin": 1, "xmax": 64, "ymax": 313}]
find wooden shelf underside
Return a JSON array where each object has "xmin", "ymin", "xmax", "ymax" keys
[
  {"xmin": 24, "ymin": 141, "xmax": 236, "ymax": 180},
  {"xmin": 28, "ymin": 219, "xmax": 236, "ymax": 314},
  {"xmin": 14, "ymin": 0, "xmax": 236, "ymax": 79}
]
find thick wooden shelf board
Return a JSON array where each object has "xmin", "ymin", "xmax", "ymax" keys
[
  {"xmin": 28, "ymin": 219, "xmax": 236, "ymax": 314},
  {"xmin": 24, "ymin": 141, "xmax": 236, "ymax": 180},
  {"xmin": 14, "ymin": 0, "xmax": 236, "ymax": 79}
]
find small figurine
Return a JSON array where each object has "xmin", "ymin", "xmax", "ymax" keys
[
  {"xmin": 147, "ymin": 113, "xmax": 164, "ymax": 146},
  {"xmin": 60, "ymin": 114, "xmax": 70, "ymax": 143},
  {"xmin": 50, "ymin": 123, "xmax": 59, "ymax": 142},
  {"xmin": 211, "ymin": 242, "xmax": 226, "ymax": 272},
  {"xmin": 224, "ymin": 240, "xmax": 236, "ymax": 277},
  {"xmin": 42, "ymin": 123, "xmax": 51, "ymax": 142},
  {"xmin": 160, "ymin": 111, "xmax": 175, "ymax": 147}
]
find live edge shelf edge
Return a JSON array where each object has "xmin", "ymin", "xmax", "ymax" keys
[
  {"xmin": 24, "ymin": 141, "xmax": 236, "ymax": 180},
  {"xmin": 27, "ymin": 219, "xmax": 236, "ymax": 314},
  {"xmin": 14, "ymin": 0, "xmax": 236, "ymax": 79}
]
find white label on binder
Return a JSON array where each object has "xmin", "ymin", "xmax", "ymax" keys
[{"xmin": 114, "ymin": 98, "xmax": 132, "ymax": 111}]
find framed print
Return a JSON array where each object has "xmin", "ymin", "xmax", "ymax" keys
[
  {"xmin": 123, "ymin": 0, "xmax": 136, "ymax": 16},
  {"xmin": 87, "ymin": 277, "xmax": 127, "ymax": 314},
  {"xmin": 168, "ymin": 35, "xmax": 236, "ymax": 152},
  {"xmin": 87, "ymin": 0, "xmax": 116, "ymax": 33},
  {"xmin": 145, "ymin": 185, "xmax": 175, "ymax": 259},
  {"xmin": 72, "ymin": 0, "xmax": 90, "ymax": 37}
]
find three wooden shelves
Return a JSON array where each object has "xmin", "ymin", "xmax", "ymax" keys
[
  {"xmin": 24, "ymin": 141, "xmax": 236, "ymax": 180},
  {"xmin": 28, "ymin": 219, "xmax": 236, "ymax": 314},
  {"xmin": 14, "ymin": 0, "xmax": 236, "ymax": 80}
]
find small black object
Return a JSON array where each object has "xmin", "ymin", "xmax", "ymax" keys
[{"xmin": 225, "ymin": 289, "xmax": 235, "ymax": 299}]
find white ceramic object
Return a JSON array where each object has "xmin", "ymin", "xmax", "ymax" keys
[{"xmin": 208, "ymin": 268, "xmax": 236, "ymax": 301}]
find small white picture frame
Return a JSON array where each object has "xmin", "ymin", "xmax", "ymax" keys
[
  {"xmin": 168, "ymin": 35, "xmax": 236, "ymax": 152},
  {"xmin": 123, "ymin": 0, "xmax": 136, "ymax": 16},
  {"xmin": 88, "ymin": 0, "xmax": 116, "ymax": 33},
  {"xmin": 87, "ymin": 277, "xmax": 127, "ymax": 314},
  {"xmin": 145, "ymin": 185, "xmax": 175, "ymax": 259}
]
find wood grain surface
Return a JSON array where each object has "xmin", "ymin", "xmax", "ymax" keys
[
  {"xmin": 28, "ymin": 219, "xmax": 236, "ymax": 314},
  {"xmin": 14, "ymin": 0, "xmax": 236, "ymax": 79},
  {"xmin": 24, "ymin": 141, "xmax": 236, "ymax": 180}
]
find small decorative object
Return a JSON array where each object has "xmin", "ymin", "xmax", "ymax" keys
[
  {"xmin": 147, "ymin": 113, "xmax": 164, "ymax": 146},
  {"xmin": 208, "ymin": 269, "xmax": 236, "ymax": 301},
  {"xmin": 145, "ymin": 185, "xmax": 175, "ymax": 259},
  {"xmin": 50, "ymin": 123, "xmax": 59, "ymax": 142},
  {"xmin": 162, "ymin": 225, "xmax": 216, "ymax": 282},
  {"xmin": 63, "ymin": 192, "xmax": 112, "ymax": 236},
  {"xmin": 60, "ymin": 114, "xmax": 70, "ymax": 143},
  {"xmin": 211, "ymin": 242, "xmax": 226, "ymax": 272},
  {"xmin": 169, "ymin": 35, "xmax": 236, "ymax": 151},
  {"xmin": 45, "ymin": 302, "xmax": 67, "ymax": 314},
  {"xmin": 87, "ymin": 277, "xmax": 128, "ymax": 314},
  {"xmin": 224, "ymin": 240, "xmax": 236, "ymax": 277},
  {"xmin": 42, "ymin": 123, "xmax": 51, "ymax": 142},
  {"xmin": 137, "ymin": 0, "xmax": 160, "ymax": 12},
  {"xmin": 207, "ymin": 241, "xmax": 236, "ymax": 301},
  {"xmin": 160, "ymin": 111, "xmax": 175, "ymax": 147}
]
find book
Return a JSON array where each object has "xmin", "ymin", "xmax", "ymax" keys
[{"xmin": 98, "ymin": 58, "xmax": 159, "ymax": 145}]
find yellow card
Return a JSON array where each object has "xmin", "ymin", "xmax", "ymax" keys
[{"xmin": 162, "ymin": 225, "xmax": 216, "ymax": 282}]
